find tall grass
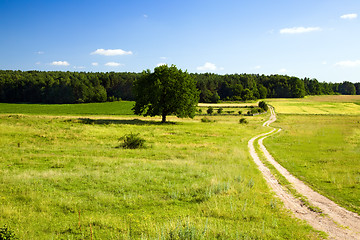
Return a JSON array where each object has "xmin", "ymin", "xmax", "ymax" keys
[
  {"xmin": 0, "ymin": 112, "xmax": 322, "ymax": 239},
  {"xmin": 265, "ymin": 114, "xmax": 360, "ymax": 214}
]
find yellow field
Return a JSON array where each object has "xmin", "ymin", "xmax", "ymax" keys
[{"xmin": 267, "ymin": 96, "xmax": 360, "ymax": 115}]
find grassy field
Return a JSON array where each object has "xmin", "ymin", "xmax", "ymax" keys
[
  {"xmin": 0, "ymin": 101, "xmax": 135, "ymax": 116},
  {"xmin": 267, "ymin": 95, "xmax": 360, "ymax": 115},
  {"xmin": 0, "ymin": 103, "xmax": 322, "ymax": 239},
  {"xmin": 264, "ymin": 96, "xmax": 360, "ymax": 215}
]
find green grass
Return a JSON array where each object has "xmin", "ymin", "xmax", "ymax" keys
[
  {"xmin": 0, "ymin": 101, "xmax": 135, "ymax": 116},
  {"xmin": 265, "ymin": 114, "xmax": 360, "ymax": 215},
  {"xmin": 0, "ymin": 110, "xmax": 322, "ymax": 239}
]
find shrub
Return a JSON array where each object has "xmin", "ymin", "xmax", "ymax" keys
[
  {"xmin": 201, "ymin": 117, "xmax": 215, "ymax": 123},
  {"xmin": 207, "ymin": 107, "xmax": 213, "ymax": 115},
  {"xmin": 197, "ymin": 108, "xmax": 202, "ymax": 114},
  {"xmin": 238, "ymin": 110, "xmax": 242, "ymax": 115},
  {"xmin": 118, "ymin": 133, "xmax": 146, "ymax": 149},
  {"xmin": 239, "ymin": 118, "xmax": 248, "ymax": 124},
  {"xmin": 0, "ymin": 225, "xmax": 18, "ymax": 240},
  {"xmin": 217, "ymin": 107, "xmax": 223, "ymax": 114},
  {"xmin": 259, "ymin": 101, "xmax": 269, "ymax": 111}
]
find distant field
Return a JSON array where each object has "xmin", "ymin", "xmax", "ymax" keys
[
  {"xmin": 267, "ymin": 95, "xmax": 360, "ymax": 115},
  {"xmin": 264, "ymin": 96, "xmax": 360, "ymax": 215},
  {"xmin": 0, "ymin": 101, "xmax": 135, "ymax": 116},
  {"xmin": 0, "ymin": 111, "xmax": 321, "ymax": 239}
]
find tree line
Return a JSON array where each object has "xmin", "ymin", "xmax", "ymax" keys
[{"xmin": 0, "ymin": 70, "xmax": 359, "ymax": 104}]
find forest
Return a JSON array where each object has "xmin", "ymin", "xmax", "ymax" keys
[{"xmin": 0, "ymin": 70, "xmax": 359, "ymax": 104}]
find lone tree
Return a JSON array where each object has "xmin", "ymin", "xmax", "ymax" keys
[{"xmin": 132, "ymin": 64, "xmax": 199, "ymax": 123}]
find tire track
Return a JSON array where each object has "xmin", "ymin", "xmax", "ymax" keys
[{"xmin": 248, "ymin": 107, "xmax": 360, "ymax": 240}]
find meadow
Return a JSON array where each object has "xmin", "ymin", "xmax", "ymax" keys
[
  {"xmin": 0, "ymin": 101, "xmax": 135, "ymax": 116},
  {"xmin": 0, "ymin": 102, "xmax": 322, "ymax": 239},
  {"xmin": 265, "ymin": 96, "xmax": 360, "ymax": 215}
]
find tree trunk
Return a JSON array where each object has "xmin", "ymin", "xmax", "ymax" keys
[{"xmin": 161, "ymin": 113, "xmax": 167, "ymax": 123}]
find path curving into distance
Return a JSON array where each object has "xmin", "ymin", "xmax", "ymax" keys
[{"xmin": 248, "ymin": 107, "xmax": 360, "ymax": 240}]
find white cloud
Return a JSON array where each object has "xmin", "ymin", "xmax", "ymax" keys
[
  {"xmin": 279, "ymin": 68, "xmax": 287, "ymax": 73},
  {"xmin": 91, "ymin": 48, "xmax": 133, "ymax": 56},
  {"xmin": 74, "ymin": 66, "xmax": 86, "ymax": 69},
  {"xmin": 254, "ymin": 65, "xmax": 261, "ymax": 69},
  {"xmin": 143, "ymin": 14, "xmax": 148, "ymax": 18},
  {"xmin": 340, "ymin": 13, "xmax": 358, "ymax": 20},
  {"xmin": 35, "ymin": 62, "xmax": 41, "ymax": 65},
  {"xmin": 197, "ymin": 62, "xmax": 223, "ymax": 72},
  {"xmin": 160, "ymin": 57, "xmax": 167, "ymax": 60},
  {"xmin": 322, "ymin": 61, "xmax": 327, "ymax": 65},
  {"xmin": 36, "ymin": 51, "xmax": 44, "ymax": 55},
  {"xmin": 51, "ymin": 61, "xmax": 70, "ymax": 66},
  {"xmin": 91, "ymin": 62, "xmax": 99, "ymax": 66},
  {"xmin": 335, "ymin": 60, "xmax": 360, "ymax": 67},
  {"xmin": 105, "ymin": 62, "xmax": 123, "ymax": 67},
  {"xmin": 280, "ymin": 27, "xmax": 322, "ymax": 34},
  {"xmin": 157, "ymin": 63, "xmax": 167, "ymax": 67}
]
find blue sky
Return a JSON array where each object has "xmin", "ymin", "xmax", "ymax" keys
[{"xmin": 1, "ymin": 0, "xmax": 359, "ymax": 83}]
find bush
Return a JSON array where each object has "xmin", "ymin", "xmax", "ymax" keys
[
  {"xmin": 207, "ymin": 107, "xmax": 213, "ymax": 115},
  {"xmin": 239, "ymin": 118, "xmax": 248, "ymax": 124},
  {"xmin": 201, "ymin": 117, "xmax": 215, "ymax": 123},
  {"xmin": 238, "ymin": 110, "xmax": 242, "ymax": 115},
  {"xmin": 0, "ymin": 225, "xmax": 17, "ymax": 240},
  {"xmin": 258, "ymin": 101, "xmax": 269, "ymax": 111},
  {"xmin": 217, "ymin": 107, "xmax": 223, "ymax": 114},
  {"xmin": 118, "ymin": 133, "xmax": 146, "ymax": 149}
]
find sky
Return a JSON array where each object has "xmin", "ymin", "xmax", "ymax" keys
[{"xmin": 0, "ymin": 0, "xmax": 360, "ymax": 83}]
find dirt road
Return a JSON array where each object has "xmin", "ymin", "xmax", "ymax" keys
[{"xmin": 248, "ymin": 107, "xmax": 360, "ymax": 239}]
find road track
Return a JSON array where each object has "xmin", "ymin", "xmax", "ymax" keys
[{"xmin": 248, "ymin": 107, "xmax": 360, "ymax": 239}]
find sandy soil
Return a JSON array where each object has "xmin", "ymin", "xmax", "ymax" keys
[{"xmin": 248, "ymin": 107, "xmax": 360, "ymax": 240}]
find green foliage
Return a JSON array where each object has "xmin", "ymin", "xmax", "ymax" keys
[
  {"xmin": 206, "ymin": 107, "xmax": 213, "ymax": 115},
  {"xmin": 132, "ymin": 65, "xmax": 199, "ymax": 123},
  {"xmin": 201, "ymin": 117, "xmax": 215, "ymax": 123},
  {"xmin": 0, "ymin": 225, "xmax": 17, "ymax": 240},
  {"xmin": 118, "ymin": 133, "xmax": 146, "ymax": 149},
  {"xmin": 217, "ymin": 107, "xmax": 223, "ymax": 114},
  {"xmin": 0, "ymin": 70, "xmax": 359, "ymax": 105},
  {"xmin": 238, "ymin": 110, "xmax": 242, "ymax": 115},
  {"xmin": 339, "ymin": 81, "xmax": 356, "ymax": 95},
  {"xmin": 258, "ymin": 101, "xmax": 268, "ymax": 111},
  {"xmin": 239, "ymin": 118, "xmax": 248, "ymax": 124}
]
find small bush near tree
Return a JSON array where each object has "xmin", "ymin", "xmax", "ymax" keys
[
  {"xmin": 258, "ymin": 101, "xmax": 269, "ymax": 111},
  {"xmin": 201, "ymin": 117, "xmax": 215, "ymax": 123},
  {"xmin": 239, "ymin": 118, "xmax": 248, "ymax": 124},
  {"xmin": 238, "ymin": 110, "xmax": 242, "ymax": 115},
  {"xmin": 207, "ymin": 107, "xmax": 213, "ymax": 115},
  {"xmin": 117, "ymin": 133, "xmax": 146, "ymax": 149},
  {"xmin": 217, "ymin": 107, "xmax": 223, "ymax": 114}
]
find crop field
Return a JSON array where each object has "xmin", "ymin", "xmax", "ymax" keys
[
  {"xmin": 0, "ymin": 103, "xmax": 323, "ymax": 239},
  {"xmin": 267, "ymin": 95, "xmax": 360, "ymax": 115},
  {"xmin": 264, "ymin": 97, "xmax": 360, "ymax": 215}
]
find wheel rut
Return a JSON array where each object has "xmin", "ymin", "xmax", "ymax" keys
[{"xmin": 248, "ymin": 107, "xmax": 360, "ymax": 240}]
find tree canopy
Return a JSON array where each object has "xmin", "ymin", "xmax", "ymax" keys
[
  {"xmin": 0, "ymin": 70, "xmax": 359, "ymax": 104},
  {"xmin": 132, "ymin": 65, "xmax": 199, "ymax": 123}
]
